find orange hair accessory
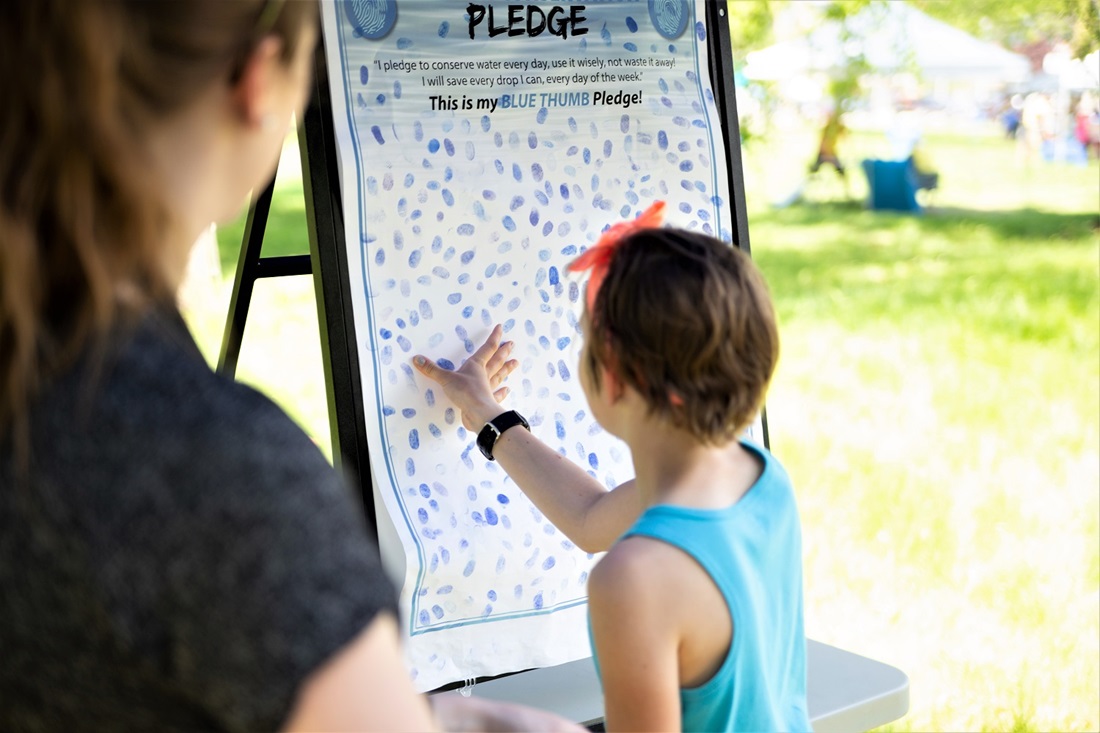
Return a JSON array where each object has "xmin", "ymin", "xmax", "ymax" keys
[{"xmin": 567, "ymin": 201, "xmax": 666, "ymax": 311}]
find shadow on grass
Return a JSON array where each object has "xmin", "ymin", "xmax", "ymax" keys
[
  {"xmin": 755, "ymin": 202, "xmax": 1099, "ymax": 245},
  {"xmin": 750, "ymin": 203, "xmax": 1099, "ymax": 348}
]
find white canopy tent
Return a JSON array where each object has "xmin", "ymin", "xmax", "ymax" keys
[{"xmin": 743, "ymin": 2, "xmax": 1030, "ymax": 85}]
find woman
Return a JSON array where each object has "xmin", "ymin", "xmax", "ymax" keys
[{"xmin": 0, "ymin": 2, "xmax": 572, "ymax": 730}]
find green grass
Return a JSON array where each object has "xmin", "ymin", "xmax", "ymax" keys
[{"xmin": 180, "ymin": 122, "xmax": 1100, "ymax": 731}]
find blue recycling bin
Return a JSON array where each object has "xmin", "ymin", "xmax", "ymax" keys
[{"xmin": 861, "ymin": 159, "xmax": 921, "ymax": 213}]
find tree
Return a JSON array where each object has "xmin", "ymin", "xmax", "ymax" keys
[{"xmin": 909, "ymin": 0, "xmax": 1098, "ymax": 58}]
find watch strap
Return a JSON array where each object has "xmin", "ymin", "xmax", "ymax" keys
[{"xmin": 476, "ymin": 410, "xmax": 530, "ymax": 461}]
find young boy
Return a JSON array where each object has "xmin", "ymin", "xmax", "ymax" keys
[{"xmin": 413, "ymin": 203, "xmax": 811, "ymax": 732}]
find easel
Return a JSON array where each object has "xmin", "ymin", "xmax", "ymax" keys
[
  {"xmin": 219, "ymin": 2, "xmax": 907, "ymax": 728},
  {"xmin": 217, "ymin": 41, "xmax": 379, "ymax": 531}
]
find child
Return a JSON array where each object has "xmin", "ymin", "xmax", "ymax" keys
[{"xmin": 414, "ymin": 202, "xmax": 811, "ymax": 732}]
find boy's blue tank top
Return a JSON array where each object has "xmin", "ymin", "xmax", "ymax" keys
[{"xmin": 591, "ymin": 440, "xmax": 811, "ymax": 732}]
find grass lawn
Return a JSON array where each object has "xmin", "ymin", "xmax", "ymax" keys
[{"xmin": 181, "ymin": 121, "xmax": 1099, "ymax": 731}]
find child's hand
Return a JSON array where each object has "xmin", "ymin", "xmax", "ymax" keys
[{"xmin": 413, "ymin": 324, "xmax": 518, "ymax": 431}]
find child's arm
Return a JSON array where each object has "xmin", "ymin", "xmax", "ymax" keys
[
  {"xmin": 413, "ymin": 325, "xmax": 641, "ymax": 553},
  {"xmin": 588, "ymin": 542, "xmax": 682, "ymax": 732}
]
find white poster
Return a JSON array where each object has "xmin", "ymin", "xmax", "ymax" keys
[{"xmin": 321, "ymin": 0, "xmax": 734, "ymax": 690}]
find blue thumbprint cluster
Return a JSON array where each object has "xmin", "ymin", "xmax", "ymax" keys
[{"xmin": 341, "ymin": 1, "xmax": 731, "ymax": 639}]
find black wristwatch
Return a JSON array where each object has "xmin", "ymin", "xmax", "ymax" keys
[{"xmin": 476, "ymin": 410, "xmax": 530, "ymax": 461}]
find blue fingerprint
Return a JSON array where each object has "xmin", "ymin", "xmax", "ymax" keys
[
  {"xmin": 444, "ymin": 408, "xmax": 455, "ymax": 424},
  {"xmin": 482, "ymin": 189, "xmax": 496, "ymax": 201},
  {"xmin": 431, "ymin": 605, "xmax": 444, "ymax": 619},
  {"xmin": 408, "ymin": 250, "xmax": 422, "ymax": 268},
  {"xmin": 463, "ymin": 560, "xmax": 476, "ymax": 577},
  {"xmin": 626, "ymin": 15, "xmax": 638, "ymax": 31},
  {"xmin": 485, "ymin": 262, "xmax": 497, "ymax": 278},
  {"xmin": 461, "ymin": 305, "xmax": 474, "ymax": 318},
  {"xmin": 358, "ymin": 65, "xmax": 369, "ymax": 85},
  {"xmin": 583, "ymin": 147, "xmax": 591, "ymax": 164},
  {"xmin": 485, "ymin": 507, "xmax": 498, "ymax": 525},
  {"xmin": 497, "ymin": 262, "xmax": 512, "ymax": 277},
  {"xmin": 403, "ymin": 408, "xmax": 417, "ymax": 418},
  {"xmin": 557, "ymin": 337, "xmax": 571, "ymax": 350},
  {"xmin": 394, "ymin": 81, "xmax": 402, "ymax": 99},
  {"xmin": 488, "ymin": 293, "xmax": 503, "ymax": 307},
  {"xmin": 437, "ymin": 358, "xmax": 455, "ymax": 370},
  {"xmin": 481, "ymin": 115, "xmax": 491, "ymax": 132},
  {"xmin": 558, "ymin": 360, "xmax": 571, "ymax": 381},
  {"xmin": 457, "ymin": 223, "xmax": 475, "ymax": 235},
  {"xmin": 624, "ymin": 41, "xmax": 637, "ymax": 51},
  {"xmin": 396, "ymin": 335, "xmax": 411, "ymax": 352},
  {"xmin": 534, "ymin": 191, "xmax": 549, "ymax": 206},
  {"xmin": 555, "ymin": 418, "xmax": 565, "ymax": 439},
  {"xmin": 425, "ymin": 389, "xmax": 435, "ymax": 406},
  {"xmin": 467, "ymin": 485, "xmax": 477, "ymax": 501},
  {"xmin": 531, "ymin": 162, "xmax": 544, "ymax": 181},
  {"xmin": 441, "ymin": 189, "xmax": 454, "ymax": 206},
  {"xmin": 568, "ymin": 116, "xmax": 577, "ymax": 133},
  {"xmin": 380, "ymin": 328, "xmax": 392, "ymax": 340},
  {"xmin": 428, "ymin": 423, "xmax": 442, "ymax": 438},
  {"xmin": 542, "ymin": 221, "xmax": 553, "ymax": 236},
  {"xmin": 376, "ymin": 93, "xmax": 386, "ymax": 104},
  {"xmin": 472, "ymin": 511, "xmax": 483, "ymax": 524},
  {"xmin": 502, "ymin": 216, "xmax": 516, "ymax": 231},
  {"xmin": 428, "ymin": 138, "xmax": 440, "ymax": 153},
  {"xmin": 509, "ymin": 195, "xmax": 524, "ymax": 211},
  {"xmin": 658, "ymin": 130, "xmax": 669, "ymax": 150},
  {"xmin": 465, "ymin": 141, "xmax": 475, "ymax": 161},
  {"xmin": 535, "ymin": 106, "xmax": 549, "ymax": 124},
  {"xmin": 417, "ymin": 507, "xmax": 428, "ymax": 524},
  {"xmin": 515, "ymin": 585, "xmax": 523, "ymax": 599},
  {"xmin": 543, "ymin": 556, "xmax": 556, "ymax": 571},
  {"xmin": 497, "ymin": 493, "xmax": 510, "ymax": 504},
  {"xmin": 679, "ymin": 201, "xmax": 692, "ymax": 214},
  {"xmin": 443, "ymin": 138, "xmax": 455, "ymax": 156},
  {"xmin": 680, "ymin": 160, "xmax": 695, "ymax": 172},
  {"xmin": 497, "ymin": 556, "xmax": 507, "ymax": 572},
  {"xmin": 371, "ymin": 126, "xmax": 384, "ymax": 144},
  {"xmin": 589, "ymin": 453, "xmax": 599, "ymax": 469},
  {"xmin": 419, "ymin": 299, "xmax": 433, "ymax": 319},
  {"xmin": 494, "ymin": 159, "xmax": 504, "ymax": 174},
  {"xmin": 512, "ymin": 163, "xmax": 523, "ymax": 182},
  {"xmin": 405, "ymin": 457, "xmax": 415, "ymax": 476},
  {"xmin": 447, "ymin": 293, "xmax": 462, "ymax": 305},
  {"xmin": 418, "ymin": 609, "xmax": 430, "ymax": 625},
  {"xmin": 529, "ymin": 209, "xmax": 539, "ymax": 226},
  {"xmin": 525, "ymin": 320, "xmax": 536, "ymax": 336},
  {"xmin": 533, "ymin": 592, "xmax": 544, "ymax": 609},
  {"xmin": 560, "ymin": 183, "xmax": 570, "ymax": 199},
  {"xmin": 600, "ymin": 23, "xmax": 611, "ymax": 43},
  {"xmin": 383, "ymin": 405, "xmax": 395, "ymax": 416},
  {"xmin": 527, "ymin": 132, "xmax": 538, "ymax": 149}
]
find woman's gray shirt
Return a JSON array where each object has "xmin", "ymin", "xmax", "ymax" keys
[{"xmin": 1, "ymin": 309, "xmax": 396, "ymax": 731}]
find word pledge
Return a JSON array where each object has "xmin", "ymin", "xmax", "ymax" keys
[{"xmin": 467, "ymin": 4, "xmax": 588, "ymax": 39}]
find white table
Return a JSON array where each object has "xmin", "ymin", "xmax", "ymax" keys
[{"xmin": 435, "ymin": 639, "xmax": 909, "ymax": 731}]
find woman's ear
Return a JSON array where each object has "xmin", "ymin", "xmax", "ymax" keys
[{"xmin": 231, "ymin": 35, "xmax": 286, "ymax": 128}]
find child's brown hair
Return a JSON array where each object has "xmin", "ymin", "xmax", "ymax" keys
[{"xmin": 583, "ymin": 228, "xmax": 779, "ymax": 444}]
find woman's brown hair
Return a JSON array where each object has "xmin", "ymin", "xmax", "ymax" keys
[{"xmin": 0, "ymin": 0, "xmax": 315, "ymax": 453}]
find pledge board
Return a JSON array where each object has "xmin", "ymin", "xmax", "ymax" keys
[{"xmin": 315, "ymin": 0, "xmax": 750, "ymax": 691}]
